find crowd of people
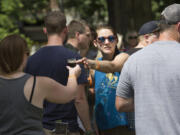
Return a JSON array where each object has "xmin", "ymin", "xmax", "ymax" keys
[{"xmin": 0, "ymin": 3, "xmax": 180, "ymax": 135}]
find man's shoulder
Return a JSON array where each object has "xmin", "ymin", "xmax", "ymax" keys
[
  {"xmin": 31, "ymin": 45, "xmax": 80, "ymax": 58},
  {"xmin": 64, "ymin": 43, "xmax": 80, "ymax": 54}
]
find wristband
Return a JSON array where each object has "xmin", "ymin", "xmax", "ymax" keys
[
  {"xmin": 95, "ymin": 60, "xmax": 100, "ymax": 70},
  {"xmin": 68, "ymin": 75, "xmax": 76, "ymax": 79},
  {"xmin": 88, "ymin": 75, "xmax": 93, "ymax": 87}
]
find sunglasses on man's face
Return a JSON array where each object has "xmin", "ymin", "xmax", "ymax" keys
[
  {"xmin": 97, "ymin": 35, "xmax": 116, "ymax": 43},
  {"xmin": 128, "ymin": 36, "xmax": 138, "ymax": 39}
]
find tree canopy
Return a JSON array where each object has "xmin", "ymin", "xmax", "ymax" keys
[
  {"xmin": 0, "ymin": 0, "xmax": 48, "ymax": 45},
  {"xmin": 0, "ymin": 0, "xmax": 179, "ymax": 44}
]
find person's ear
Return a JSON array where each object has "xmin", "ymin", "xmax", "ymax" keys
[
  {"xmin": 43, "ymin": 27, "xmax": 47, "ymax": 34},
  {"xmin": 75, "ymin": 32, "xmax": 80, "ymax": 38},
  {"xmin": 177, "ymin": 22, "xmax": 180, "ymax": 34},
  {"xmin": 144, "ymin": 34, "xmax": 150, "ymax": 44},
  {"xmin": 75, "ymin": 32, "xmax": 80, "ymax": 42},
  {"xmin": 93, "ymin": 40, "xmax": 98, "ymax": 47},
  {"xmin": 144, "ymin": 34, "xmax": 149, "ymax": 40},
  {"xmin": 63, "ymin": 27, "xmax": 68, "ymax": 35}
]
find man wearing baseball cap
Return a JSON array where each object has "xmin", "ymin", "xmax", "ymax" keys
[
  {"xmin": 127, "ymin": 20, "xmax": 159, "ymax": 55},
  {"xmin": 116, "ymin": 3, "xmax": 180, "ymax": 135}
]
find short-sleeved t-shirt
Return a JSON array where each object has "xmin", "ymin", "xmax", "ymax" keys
[
  {"xmin": 25, "ymin": 45, "xmax": 88, "ymax": 132},
  {"xmin": 116, "ymin": 41, "xmax": 180, "ymax": 135},
  {"xmin": 124, "ymin": 47, "xmax": 142, "ymax": 130}
]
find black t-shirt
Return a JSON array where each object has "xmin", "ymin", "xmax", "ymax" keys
[
  {"xmin": 64, "ymin": 43, "xmax": 79, "ymax": 53},
  {"xmin": 126, "ymin": 48, "xmax": 142, "ymax": 55},
  {"xmin": 25, "ymin": 45, "xmax": 88, "ymax": 131}
]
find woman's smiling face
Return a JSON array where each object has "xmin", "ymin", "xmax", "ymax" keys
[{"xmin": 95, "ymin": 28, "xmax": 117, "ymax": 56}]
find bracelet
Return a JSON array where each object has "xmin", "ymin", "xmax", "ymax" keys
[
  {"xmin": 68, "ymin": 75, "xmax": 76, "ymax": 79},
  {"xmin": 95, "ymin": 60, "xmax": 100, "ymax": 70},
  {"xmin": 87, "ymin": 75, "xmax": 93, "ymax": 87}
]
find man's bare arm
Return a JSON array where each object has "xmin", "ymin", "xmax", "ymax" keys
[
  {"xmin": 74, "ymin": 84, "xmax": 93, "ymax": 131},
  {"xmin": 115, "ymin": 96, "xmax": 134, "ymax": 112}
]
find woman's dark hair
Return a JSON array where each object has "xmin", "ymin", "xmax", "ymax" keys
[
  {"xmin": 94, "ymin": 24, "xmax": 118, "ymax": 40},
  {"xmin": 0, "ymin": 34, "xmax": 28, "ymax": 74},
  {"xmin": 114, "ymin": 46, "xmax": 120, "ymax": 58}
]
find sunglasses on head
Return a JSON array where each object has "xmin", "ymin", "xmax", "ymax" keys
[
  {"xmin": 128, "ymin": 36, "xmax": 137, "ymax": 39},
  {"xmin": 97, "ymin": 35, "xmax": 116, "ymax": 43}
]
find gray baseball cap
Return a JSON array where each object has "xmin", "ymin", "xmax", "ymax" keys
[{"xmin": 161, "ymin": 3, "xmax": 180, "ymax": 24}]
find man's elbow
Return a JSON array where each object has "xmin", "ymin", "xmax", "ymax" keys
[
  {"xmin": 74, "ymin": 96, "xmax": 85, "ymax": 104},
  {"xmin": 115, "ymin": 100, "xmax": 124, "ymax": 112},
  {"xmin": 74, "ymin": 86, "xmax": 87, "ymax": 104},
  {"xmin": 115, "ymin": 96, "xmax": 134, "ymax": 112},
  {"xmin": 74, "ymin": 92, "xmax": 87, "ymax": 104}
]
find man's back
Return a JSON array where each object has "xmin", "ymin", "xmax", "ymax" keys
[
  {"xmin": 25, "ymin": 45, "xmax": 88, "ymax": 131},
  {"xmin": 118, "ymin": 41, "xmax": 180, "ymax": 135}
]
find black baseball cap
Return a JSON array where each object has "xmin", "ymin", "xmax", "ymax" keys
[
  {"xmin": 161, "ymin": 3, "xmax": 180, "ymax": 24},
  {"xmin": 138, "ymin": 20, "xmax": 159, "ymax": 36}
]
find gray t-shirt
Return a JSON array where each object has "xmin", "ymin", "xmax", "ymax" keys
[{"xmin": 116, "ymin": 41, "xmax": 180, "ymax": 135}]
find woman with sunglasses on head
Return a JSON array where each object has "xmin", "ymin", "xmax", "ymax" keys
[
  {"xmin": 0, "ymin": 34, "xmax": 81, "ymax": 135},
  {"xmin": 87, "ymin": 25, "xmax": 133, "ymax": 135}
]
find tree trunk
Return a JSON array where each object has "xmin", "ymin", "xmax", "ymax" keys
[
  {"xmin": 107, "ymin": 0, "xmax": 153, "ymax": 36},
  {"xmin": 50, "ymin": 0, "xmax": 60, "ymax": 11}
]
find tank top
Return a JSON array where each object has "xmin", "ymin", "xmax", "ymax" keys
[
  {"xmin": 0, "ymin": 74, "xmax": 45, "ymax": 135},
  {"xmin": 94, "ymin": 58, "xmax": 128, "ymax": 130}
]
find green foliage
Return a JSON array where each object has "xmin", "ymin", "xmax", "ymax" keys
[
  {"xmin": 0, "ymin": 14, "xmax": 15, "ymax": 30},
  {"xmin": 1, "ymin": 0, "xmax": 23, "ymax": 14},
  {"xmin": 0, "ymin": 0, "xmax": 48, "ymax": 46},
  {"xmin": 20, "ymin": 0, "xmax": 49, "ymax": 24},
  {"xmin": 0, "ymin": 0, "xmax": 21, "ymax": 40},
  {"xmin": 1, "ymin": 0, "xmax": 179, "ymax": 48},
  {"xmin": 63, "ymin": 0, "xmax": 108, "ymax": 25},
  {"xmin": 63, "ymin": 0, "xmax": 180, "ymax": 27},
  {"xmin": 151, "ymin": 0, "xmax": 180, "ymax": 20},
  {"xmin": 152, "ymin": 0, "xmax": 164, "ymax": 19}
]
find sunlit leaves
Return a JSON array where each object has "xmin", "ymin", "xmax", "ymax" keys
[
  {"xmin": 63, "ymin": 0, "xmax": 108, "ymax": 25},
  {"xmin": 0, "ymin": 0, "xmax": 49, "ymax": 45},
  {"xmin": 1, "ymin": 0, "xmax": 23, "ymax": 14}
]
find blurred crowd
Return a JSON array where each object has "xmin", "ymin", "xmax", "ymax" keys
[{"xmin": 0, "ymin": 3, "xmax": 180, "ymax": 135}]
